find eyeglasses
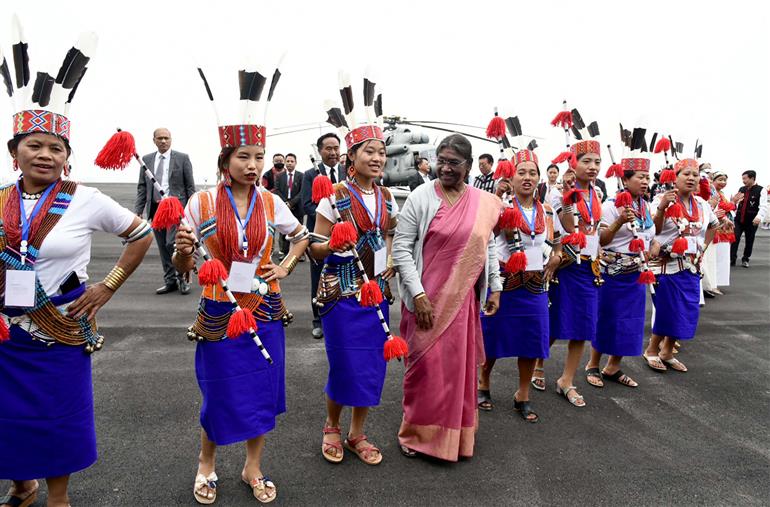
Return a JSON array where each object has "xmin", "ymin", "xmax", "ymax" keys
[{"xmin": 436, "ymin": 157, "xmax": 467, "ymax": 168}]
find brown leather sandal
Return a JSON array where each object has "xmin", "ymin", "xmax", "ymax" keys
[
  {"xmin": 321, "ymin": 425, "xmax": 344, "ymax": 463},
  {"xmin": 344, "ymin": 434, "xmax": 383, "ymax": 465}
]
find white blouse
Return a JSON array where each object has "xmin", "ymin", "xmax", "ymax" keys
[
  {"xmin": 600, "ymin": 198, "xmax": 656, "ymax": 253},
  {"xmin": 651, "ymin": 195, "xmax": 718, "ymax": 251}
]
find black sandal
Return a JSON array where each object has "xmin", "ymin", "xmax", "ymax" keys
[
  {"xmin": 602, "ymin": 369, "xmax": 638, "ymax": 387},
  {"xmin": 477, "ymin": 389, "xmax": 493, "ymax": 411},
  {"xmin": 513, "ymin": 398, "xmax": 539, "ymax": 423},
  {"xmin": 399, "ymin": 444, "xmax": 418, "ymax": 458},
  {"xmin": 585, "ymin": 367, "xmax": 604, "ymax": 388}
]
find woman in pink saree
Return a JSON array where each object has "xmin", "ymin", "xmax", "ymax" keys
[{"xmin": 392, "ymin": 134, "xmax": 503, "ymax": 461}]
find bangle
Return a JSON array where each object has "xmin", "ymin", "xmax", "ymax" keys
[
  {"xmin": 386, "ymin": 255, "xmax": 394, "ymax": 269},
  {"xmin": 414, "ymin": 292, "xmax": 427, "ymax": 301},
  {"xmin": 280, "ymin": 254, "xmax": 299, "ymax": 275},
  {"xmin": 103, "ymin": 265, "xmax": 128, "ymax": 292}
]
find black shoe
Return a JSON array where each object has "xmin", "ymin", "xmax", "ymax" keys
[
  {"xmin": 703, "ymin": 290, "xmax": 716, "ymax": 299},
  {"xmin": 311, "ymin": 326, "xmax": 323, "ymax": 339},
  {"xmin": 156, "ymin": 283, "xmax": 178, "ymax": 295},
  {"xmin": 179, "ymin": 280, "xmax": 191, "ymax": 295},
  {"xmin": 730, "ymin": 261, "xmax": 736, "ymax": 267},
  {"xmin": 742, "ymin": 260, "xmax": 750, "ymax": 268}
]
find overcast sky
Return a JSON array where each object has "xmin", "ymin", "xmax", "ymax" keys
[{"xmin": 1, "ymin": 0, "xmax": 767, "ymax": 194}]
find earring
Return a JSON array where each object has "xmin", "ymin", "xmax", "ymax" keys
[{"xmin": 12, "ymin": 159, "xmax": 18, "ymax": 171}]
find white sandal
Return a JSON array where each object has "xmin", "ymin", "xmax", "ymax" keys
[
  {"xmin": 661, "ymin": 357, "xmax": 688, "ymax": 372},
  {"xmin": 194, "ymin": 472, "xmax": 218, "ymax": 505},
  {"xmin": 243, "ymin": 476, "xmax": 277, "ymax": 504}
]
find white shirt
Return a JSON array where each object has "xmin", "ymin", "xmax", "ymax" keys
[
  {"xmin": 316, "ymin": 187, "xmax": 399, "ymax": 259},
  {"xmin": 285, "ymin": 169, "xmax": 297, "ymax": 199},
  {"xmin": 21, "ymin": 185, "xmax": 136, "ymax": 295},
  {"xmin": 184, "ymin": 187, "xmax": 299, "ymax": 260},
  {"xmin": 155, "ymin": 151, "xmax": 171, "ymax": 195},
  {"xmin": 600, "ymin": 199, "xmax": 656, "ymax": 253},
  {"xmin": 495, "ymin": 221, "xmax": 547, "ymax": 269},
  {"xmin": 651, "ymin": 195, "xmax": 718, "ymax": 250},
  {"xmin": 420, "ymin": 172, "xmax": 431, "ymax": 184},
  {"xmin": 323, "ymin": 164, "xmax": 339, "ymax": 182}
]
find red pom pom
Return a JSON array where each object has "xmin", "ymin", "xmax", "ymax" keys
[
  {"xmin": 660, "ymin": 169, "xmax": 677, "ymax": 184},
  {"xmin": 94, "ymin": 130, "xmax": 137, "ymax": 170},
  {"xmin": 629, "ymin": 237, "xmax": 645, "ymax": 253},
  {"xmin": 562, "ymin": 189, "xmax": 583, "ymax": 204},
  {"xmin": 665, "ymin": 202, "xmax": 684, "ymax": 219},
  {"xmin": 653, "ymin": 137, "xmax": 671, "ymax": 154},
  {"xmin": 499, "ymin": 207, "xmax": 524, "ymax": 230},
  {"xmin": 359, "ymin": 280, "xmax": 384, "ymax": 307},
  {"xmin": 152, "ymin": 197, "xmax": 185, "ymax": 229},
  {"xmin": 713, "ymin": 231, "xmax": 726, "ymax": 244},
  {"xmin": 551, "ymin": 151, "xmax": 573, "ymax": 165},
  {"xmin": 550, "ymin": 110, "xmax": 573, "ymax": 129},
  {"xmin": 505, "ymin": 251, "xmax": 528, "ymax": 274},
  {"xmin": 384, "ymin": 335, "xmax": 409, "ymax": 361},
  {"xmin": 638, "ymin": 270, "xmax": 656, "ymax": 285},
  {"xmin": 562, "ymin": 232, "xmax": 587, "ymax": 249},
  {"xmin": 486, "ymin": 115, "xmax": 506, "ymax": 139},
  {"xmin": 698, "ymin": 178, "xmax": 712, "ymax": 200},
  {"xmin": 0, "ymin": 318, "xmax": 9, "ymax": 342},
  {"xmin": 605, "ymin": 164, "xmax": 624, "ymax": 178},
  {"xmin": 198, "ymin": 259, "xmax": 227, "ymax": 286},
  {"xmin": 329, "ymin": 222, "xmax": 358, "ymax": 250},
  {"xmin": 672, "ymin": 237, "xmax": 688, "ymax": 255},
  {"xmin": 725, "ymin": 233, "xmax": 735, "ymax": 243},
  {"xmin": 312, "ymin": 175, "xmax": 335, "ymax": 204},
  {"xmin": 227, "ymin": 308, "xmax": 257, "ymax": 339},
  {"xmin": 718, "ymin": 201, "xmax": 736, "ymax": 212},
  {"xmin": 614, "ymin": 191, "xmax": 633, "ymax": 208},
  {"xmin": 493, "ymin": 159, "xmax": 514, "ymax": 179}
]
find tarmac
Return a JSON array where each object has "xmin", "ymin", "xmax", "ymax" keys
[{"xmin": 3, "ymin": 183, "xmax": 769, "ymax": 506}]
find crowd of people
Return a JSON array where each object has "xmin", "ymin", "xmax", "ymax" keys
[{"xmin": 0, "ymin": 19, "xmax": 767, "ymax": 507}]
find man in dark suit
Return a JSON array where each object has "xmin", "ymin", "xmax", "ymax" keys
[
  {"xmin": 408, "ymin": 157, "xmax": 434, "ymax": 191},
  {"xmin": 275, "ymin": 153, "xmax": 303, "ymax": 255},
  {"xmin": 731, "ymin": 170, "xmax": 767, "ymax": 267},
  {"xmin": 135, "ymin": 128, "xmax": 196, "ymax": 294},
  {"xmin": 301, "ymin": 133, "xmax": 345, "ymax": 339}
]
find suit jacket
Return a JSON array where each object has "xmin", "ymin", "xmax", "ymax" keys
[
  {"xmin": 135, "ymin": 150, "xmax": 196, "ymax": 218},
  {"xmin": 408, "ymin": 171, "xmax": 434, "ymax": 191},
  {"xmin": 276, "ymin": 169, "xmax": 304, "ymax": 219},
  {"xmin": 301, "ymin": 163, "xmax": 346, "ymax": 232}
]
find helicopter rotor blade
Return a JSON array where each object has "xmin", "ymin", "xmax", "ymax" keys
[
  {"xmin": 267, "ymin": 125, "xmax": 330, "ymax": 137},
  {"xmin": 404, "ymin": 121, "xmax": 512, "ymax": 146}
]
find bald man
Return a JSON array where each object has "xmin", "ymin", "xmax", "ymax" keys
[{"xmin": 135, "ymin": 128, "xmax": 196, "ymax": 294}]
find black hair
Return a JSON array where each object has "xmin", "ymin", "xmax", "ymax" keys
[
  {"xmin": 272, "ymin": 153, "xmax": 284, "ymax": 160},
  {"xmin": 437, "ymin": 134, "xmax": 473, "ymax": 164},
  {"xmin": 743, "ymin": 170, "xmax": 756, "ymax": 180},
  {"xmin": 622, "ymin": 169, "xmax": 636, "ymax": 180},
  {"xmin": 285, "ymin": 153, "xmax": 297, "ymax": 160},
  {"xmin": 345, "ymin": 139, "xmax": 385, "ymax": 170},
  {"xmin": 217, "ymin": 147, "xmax": 236, "ymax": 172},
  {"xmin": 479, "ymin": 153, "xmax": 494, "ymax": 164},
  {"xmin": 7, "ymin": 132, "xmax": 72, "ymax": 157},
  {"xmin": 418, "ymin": 157, "xmax": 429, "ymax": 166},
  {"xmin": 316, "ymin": 132, "xmax": 341, "ymax": 150},
  {"xmin": 546, "ymin": 164, "xmax": 559, "ymax": 172}
]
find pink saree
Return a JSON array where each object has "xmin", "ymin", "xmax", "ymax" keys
[{"xmin": 398, "ymin": 186, "xmax": 502, "ymax": 461}]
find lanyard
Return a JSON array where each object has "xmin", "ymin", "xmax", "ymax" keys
[
  {"xmin": 16, "ymin": 180, "xmax": 56, "ymax": 265},
  {"xmin": 225, "ymin": 185, "xmax": 258, "ymax": 256},
  {"xmin": 514, "ymin": 195, "xmax": 537, "ymax": 242},
  {"xmin": 346, "ymin": 182, "xmax": 382, "ymax": 231}
]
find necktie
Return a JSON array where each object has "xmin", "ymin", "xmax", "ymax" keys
[
  {"xmin": 154, "ymin": 154, "xmax": 165, "ymax": 202},
  {"xmin": 288, "ymin": 172, "xmax": 294, "ymax": 199},
  {"xmin": 328, "ymin": 165, "xmax": 337, "ymax": 184}
]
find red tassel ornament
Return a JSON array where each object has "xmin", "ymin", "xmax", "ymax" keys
[
  {"xmin": 94, "ymin": 130, "xmax": 136, "ymax": 170},
  {"xmin": 359, "ymin": 280, "xmax": 384, "ymax": 307},
  {"xmin": 227, "ymin": 308, "xmax": 257, "ymax": 339},
  {"xmin": 605, "ymin": 164, "xmax": 624, "ymax": 178},
  {"xmin": 638, "ymin": 270, "xmax": 656, "ymax": 285},
  {"xmin": 0, "ymin": 318, "xmax": 9, "ymax": 342},
  {"xmin": 152, "ymin": 197, "xmax": 185, "ymax": 229},
  {"xmin": 329, "ymin": 222, "xmax": 358, "ymax": 250},
  {"xmin": 665, "ymin": 202, "xmax": 684, "ymax": 219},
  {"xmin": 718, "ymin": 201, "xmax": 736, "ymax": 212},
  {"xmin": 698, "ymin": 178, "xmax": 712, "ymax": 200},
  {"xmin": 551, "ymin": 151, "xmax": 573, "ymax": 165},
  {"xmin": 486, "ymin": 115, "xmax": 506, "ymax": 139},
  {"xmin": 384, "ymin": 336, "xmax": 409, "ymax": 361},
  {"xmin": 561, "ymin": 189, "xmax": 583, "ymax": 204},
  {"xmin": 614, "ymin": 191, "xmax": 633, "ymax": 208},
  {"xmin": 672, "ymin": 237, "xmax": 688, "ymax": 255},
  {"xmin": 311, "ymin": 175, "xmax": 335, "ymax": 204},
  {"xmin": 653, "ymin": 137, "xmax": 671, "ymax": 154},
  {"xmin": 562, "ymin": 232, "xmax": 587, "ymax": 249},
  {"xmin": 493, "ymin": 159, "xmax": 514, "ymax": 179},
  {"xmin": 659, "ymin": 169, "xmax": 677, "ymax": 185},
  {"xmin": 505, "ymin": 251, "xmax": 528, "ymax": 274},
  {"xmin": 198, "ymin": 259, "xmax": 228, "ymax": 285},
  {"xmin": 499, "ymin": 207, "xmax": 524, "ymax": 230},
  {"xmin": 629, "ymin": 237, "xmax": 645, "ymax": 253},
  {"xmin": 550, "ymin": 110, "xmax": 573, "ymax": 129}
]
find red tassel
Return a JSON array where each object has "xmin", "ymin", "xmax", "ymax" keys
[
  {"xmin": 226, "ymin": 308, "xmax": 257, "ymax": 339},
  {"xmin": 629, "ymin": 237, "xmax": 645, "ymax": 253},
  {"xmin": 659, "ymin": 169, "xmax": 677, "ymax": 184},
  {"xmin": 551, "ymin": 151, "xmax": 573, "ymax": 165},
  {"xmin": 499, "ymin": 207, "xmax": 524, "ymax": 229},
  {"xmin": 562, "ymin": 232, "xmax": 587, "ymax": 249},
  {"xmin": 0, "ymin": 318, "xmax": 9, "ymax": 342},
  {"xmin": 152, "ymin": 197, "xmax": 185, "ymax": 229},
  {"xmin": 605, "ymin": 164, "xmax": 623, "ymax": 178},
  {"xmin": 561, "ymin": 189, "xmax": 583, "ymax": 204},
  {"xmin": 698, "ymin": 178, "xmax": 712, "ymax": 200},
  {"xmin": 94, "ymin": 130, "xmax": 137, "ymax": 170},
  {"xmin": 718, "ymin": 201, "xmax": 736, "ymax": 212},
  {"xmin": 653, "ymin": 137, "xmax": 671, "ymax": 154},
  {"xmin": 198, "ymin": 259, "xmax": 228, "ymax": 285},
  {"xmin": 384, "ymin": 336, "xmax": 409, "ymax": 361},
  {"xmin": 713, "ymin": 231, "xmax": 726, "ymax": 244},
  {"xmin": 311, "ymin": 175, "xmax": 335, "ymax": 204},
  {"xmin": 672, "ymin": 237, "xmax": 688, "ymax": 255},
  {"xmin": 359, "ymin": 280, "xmax": 384, "ymax": 307},
  {"xmin": 614, "ymin": 191, "xmax": 633, "ymax": 208},
  {"xmin": 486, "ymin": 115, "xmax": 506, "ymax": 139},
  {"xmin": 665, "ymin": 202, "xmax": 684, "ymax": 219},
  {"xmin": 638, "ymin": 270, "xmax": 656, "ymax": 285},
  {"xmin": 505, "ymin": 251, "xmax": 528, "ymax": 274},
  {"xmin": 569, "ymin": 152, "xmax": 578, "ymax": 169},
  {"xmin": 329, "ymin": 222, "xmax": 358, "ymax": 250},
  {"xmin": 550, "ymin": 110, "xmax": 573, "ymax": 129},
  {"xmin": 725, "ymin": 233, "xmax": 735, "ymax": 243},
  {"xmin": 493, "ymin": 159, "xmax": 514, "ymax": 179}
]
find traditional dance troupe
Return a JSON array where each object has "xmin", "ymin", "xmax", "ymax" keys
[{"xmin": 0, "ymin": 17, "xmax": 762, "ymax": 507}]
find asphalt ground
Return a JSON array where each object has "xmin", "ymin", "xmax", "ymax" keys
[{"xmin": 3, "ymin": 183, "xmax": 769, "ymax": 506}]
